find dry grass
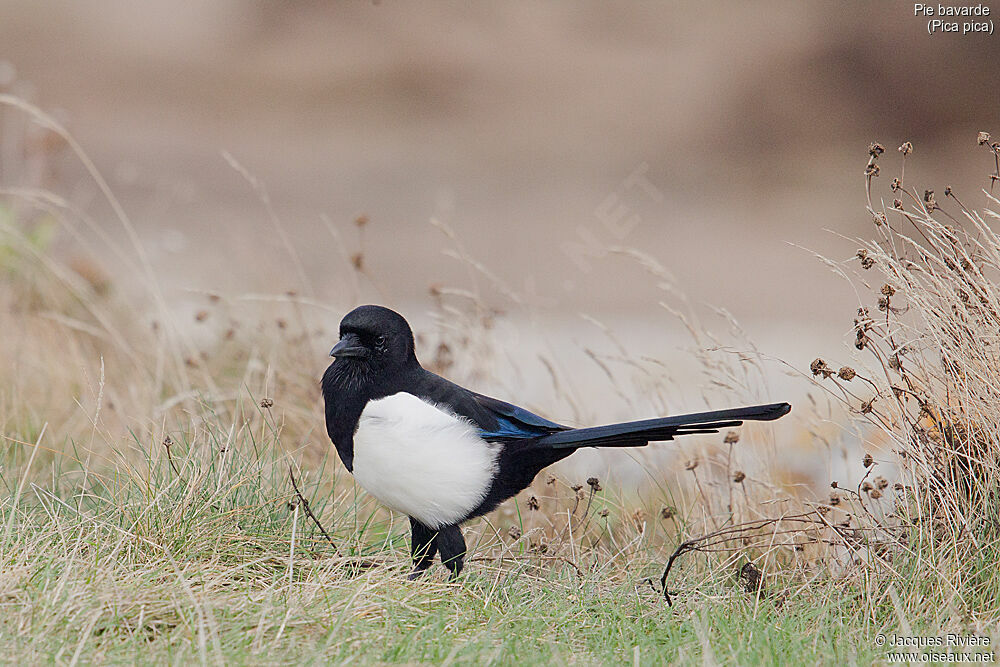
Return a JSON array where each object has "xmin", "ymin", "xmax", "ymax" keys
[
  {"xmin": 802, "ymin": 137, "xmax": 1000, "ymax": 618},
  {"xmin": 2, "ymin": 91, "xmax": 1000, "ymax": 662}
]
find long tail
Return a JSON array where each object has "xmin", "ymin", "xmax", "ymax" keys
[{"xmin": 536, "ymin": 402, "xmax": 790, "ymax": 449}]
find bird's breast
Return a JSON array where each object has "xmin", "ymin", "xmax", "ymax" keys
[{"xmin": 351, "ymin": 391, "xmax": 499, "ymax": 528}]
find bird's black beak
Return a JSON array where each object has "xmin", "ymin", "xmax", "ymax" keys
[{"xmin": 330, "ymin": 333, "xmax": 368, "ymax": 358}]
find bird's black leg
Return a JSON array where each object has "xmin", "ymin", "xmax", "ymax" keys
[
  {"xmin": 409, "ymin": 517, "xmax": 438, "ymax": 580},
  {"xmin": 435, "ymin": 524, "xmax": 466, "ymax": 581}
]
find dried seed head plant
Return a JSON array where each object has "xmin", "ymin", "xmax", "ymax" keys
[
  {"xmin": 807, "ymin": 133, "xmax": 1000, "ymax": 620},
  {"xmin": 652, "ymin": 135, "xmax": 1000, "ymax": 613}
]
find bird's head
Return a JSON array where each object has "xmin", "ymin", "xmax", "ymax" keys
[{"xmin": 328, "ymin": 305, "xmax": 417, "ymax": 380}]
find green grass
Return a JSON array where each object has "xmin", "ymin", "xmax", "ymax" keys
[{"xmin": 0, "ymin": 417, "xmax": 938, "ymax": 665}]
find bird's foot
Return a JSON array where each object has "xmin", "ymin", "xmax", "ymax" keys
[{"xmin": 445, "ymin": 561, "xmax": 464, "ymax": 582}]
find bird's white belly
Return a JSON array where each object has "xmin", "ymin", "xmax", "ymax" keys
[{"xmin": 351, "ymin": 392, "xmax": 499, "ymax": 529}]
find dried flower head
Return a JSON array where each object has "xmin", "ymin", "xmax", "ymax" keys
[
  {"xmin": 857, "ymin": 249, "xmax": 875, "ymax": 270},
  {"xmin": 838, "ymin": 366, "xmax": 856, "ymax": 381},
  {"xmin": 864, "ymin": 163, "xmax": 880, "ymax": 177},
  {"xmin": 526, "ymin": 496, "xmax": 539, "ymax": 511},
  {"xmin": 869, "ymin": 142, "xmax": 885, "ymax": 157},
  {"xmin": 829, "ymin": 493, "xmax": 840, "ymax": 506},
  {"xmin": 599, "ymin": 508, "xmax": 610, "ymax": 518},
  {"xmin": 893, "ymin": 198, "xmax": 903, "ymax": 209},
  {"xmin": 944, "ymin": 186, "xmax": 953, "ymax": 197},
  {"xmin": 570, "ymin": 484, "xmax": 583, "ymax": 492},
  {"xmin": 354, "ymin": 214, "xmax": 369, "ymax": 227},
  {"xmin": 881, "ymin": 283, "xmax": 896, "ymax": 297},
  {"xmin": 259, "ymin": 398, "xmax": 274, "ymax": 409},
  {"xmin": 899, "ymin": 141, "xmax": 913, "ymax": 156},
  {"xmin": 863, "ymin": 453, "xmax": 874, "ymax": 467},
  {"xmin": 861, "ymin": 481, "xmax": 873, "ymax": 493},
  {"xmin": 195, "ymin": 310, "xmax": 209, "ymax": 322},
  {"xmin": 586, "ymin": 477, "xmax": 602, "ymax": 491},
  {"xmin": 545, "ymin": 474, "xmax": 556, "ymax": 485},
  {"xmin": 875, "ymin": 476, "xmax": 889, "ymax": 490},
  {"xmin": 724, "ymin": 431, "xmax": 740, "ymax": 445},
  {"xmin": 830, "ymin": 480, "xmax": 838, "ymax": 489},
  {"xmin": 507, "ymin": 525, "xmax": 522, "ymax": 540},
  {"xmin": 162, "ymin": 435, "xmax": 173, "ymax": 448},
  {"xmin": 811, "ymin": 358, "xmax": 834, "ymax": 378},
  {"xmin": 890, "ymin": 177, "xmax": 901, "ymax": 191},
  {"xmin": 684, "ymin": 459, "xmax": 698, "ymax": 471},
  {"xmin": 660, "ymin": 507, "xmax": 674, "ymax": 520},
  {"xmin": 893, "ymin": 483, "xmax": 904, "ymax": 491},
  {"xmin": 870, "ymin": 489, "xmax": 883, "ymax": 500},
  {"xmin": 978, "ymin": 131, "xmax": 991, "ymax": 146},
  {"xmin": 732, "ymin": 470, "xmax": 746, "ymax": 483},
  {"xmin": 632, "ymin": 509, "xmax": 647, "ymax": 524},
  {"xmin": 350, "ymin": 252, "xmax": 364, "ymax": 271}
]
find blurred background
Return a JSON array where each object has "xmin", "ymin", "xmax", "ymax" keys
[{"xmin": 1, "ymin": 1, "xmax": 998, "ymax": 470}]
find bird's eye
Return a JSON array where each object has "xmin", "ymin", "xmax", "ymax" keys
[{"xmin": 374, "ymin": 335, "xmax": 387, "ymax": 348}]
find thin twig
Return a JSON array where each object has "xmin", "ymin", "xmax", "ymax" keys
[
  {"xmin": 163, "ymin": 438, "xmax": 184, "ymax": 480},
  {"xmin": 288, "ymin": 465, "xmax": 337, "ymax": 553},
  {"xmin": 656, "ymin": 512, "xmax": 826, "ymax": 604}
]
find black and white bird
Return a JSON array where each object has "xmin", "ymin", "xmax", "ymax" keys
[{"xmin": 322, "ymin": 305, "xmax": 790, "ymax": 580}]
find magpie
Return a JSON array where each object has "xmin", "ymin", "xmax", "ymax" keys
[{"xmin": 322, "ymin": 305, "xmax": 790, "ymax": 580}]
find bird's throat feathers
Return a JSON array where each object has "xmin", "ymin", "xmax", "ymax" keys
[
  {"xmin": 324, "ymin": 356, "xmax": 377, "ymax": 394},
  {"xmin": 322, "ymin": 360, "xmax": 377, "ymax": 472}
]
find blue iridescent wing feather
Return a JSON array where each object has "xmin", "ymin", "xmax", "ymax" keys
[{"xmin": 471, "ymin": 393, "xmax": 565, "ymax": 441}]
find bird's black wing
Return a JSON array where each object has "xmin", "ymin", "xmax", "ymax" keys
[
  {"xmin": 405, "ymin": 370, "xmax": 788, "ymax": 448},
  {"xmin": 406, "ymin": 368, "xmax": 565, "ymax": 440},
  {"xmin": 468, "ymin": 392, "xmax": 566, "ymax": 440}
]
